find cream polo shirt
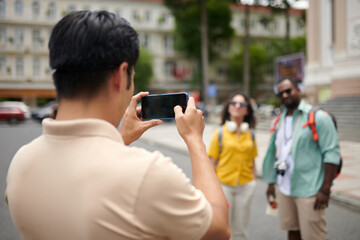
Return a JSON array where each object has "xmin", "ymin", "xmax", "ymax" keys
[{"xmin": 6, "ymin": 118, "xmax": 212, "ymax": 240}]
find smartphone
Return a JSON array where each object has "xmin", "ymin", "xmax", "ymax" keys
[{"xmin": 141, "ymin": 92, "xmax": 188, "ymax": 120}]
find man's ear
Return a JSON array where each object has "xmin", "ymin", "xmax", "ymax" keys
[{"xmin": 112, "ymin": 62, "xmax": 129, "ymax": 92}]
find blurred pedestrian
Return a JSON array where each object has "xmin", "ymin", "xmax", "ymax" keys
[
  {"xmin": 5, "ymin": 11, "xmax": 230, "ymax": 240},
  {"xmin": 208, "ymin": 92, "xmax": 257, "ymax": 240},
  {"xmin": 262, "ymin": 78, "xmax": 340, "ymax": 240}
]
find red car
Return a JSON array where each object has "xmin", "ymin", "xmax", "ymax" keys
[{"xmin": 0, "ymin": 106, "xmax": 25, "ymax": 124}]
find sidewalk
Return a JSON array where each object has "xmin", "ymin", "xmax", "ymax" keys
[{"xmin": 140, "ymin": 121, "xmax": 360, "ymax": 209}]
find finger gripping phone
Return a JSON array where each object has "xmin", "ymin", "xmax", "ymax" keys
[{"xmin": 141, "ymin": 92, "xmax": 188, "ymax": 120}]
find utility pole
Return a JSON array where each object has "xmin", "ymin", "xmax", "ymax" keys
[{"xmin": 200, "ymin": 0, "xmax": 209, "ymax": 107}]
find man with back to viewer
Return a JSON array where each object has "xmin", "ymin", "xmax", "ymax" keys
[
  {"xmin": 5, "ymin": 11, "xmax": 230, "ymax": 240},
  {"xmin": 262, "ymin": 78, "xmax": 340, "ymax": 240}
]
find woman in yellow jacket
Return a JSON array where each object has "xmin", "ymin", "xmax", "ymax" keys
[{"xmin": 208, "ymin": 92, "xmax": 257, "ymax": 240}]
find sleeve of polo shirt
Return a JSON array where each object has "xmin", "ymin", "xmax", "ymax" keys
[
  {"xmin": 134, "ymin": 154, "xmax": 212, "ymax": 240},
  {"xmin": 315, "ymin": 111, "xmax": 341, "ymax": 165},
  {"xmin": 207, "ymin": 129, "xmax": 220, "ymax": 159}
]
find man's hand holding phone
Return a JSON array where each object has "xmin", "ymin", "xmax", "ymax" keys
[
  {"xmin": 120, "ymin": 92, "xmax": 163, "ymax": 145},
  {"xmin": 175, "ymin": 97, "xmax": 231, "ymax": 239},
  {"xmin": 174, "ymin": 97, "xmax": 205, "ymax": 144}
]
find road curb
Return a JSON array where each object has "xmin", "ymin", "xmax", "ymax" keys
[{"xmin": 330, "ymin": 192, "xmax": 360, "ymax": 212}]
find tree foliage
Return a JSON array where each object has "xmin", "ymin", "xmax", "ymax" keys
[
  {"xmin": 229, "ymin": 44, "xmax": 268, "ymax": 95},
  {"xmin": 134, "ymin": 46, "xmax": 154, "ymax": 92},
  {"xmin": 267, "ymin": 35, "xmax": 306, "ymax": 59},
  {"xmin": 164, "ymin": 0, "xmax": 234, "ymax": 62},
  {"xmin": 229, "ymin": 36, "xmax": 306, "ymax": 95}
]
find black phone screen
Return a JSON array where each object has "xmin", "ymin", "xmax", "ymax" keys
[{"xmin": 141, "ymin": 93, "xmax": 188, "ymax": 120}]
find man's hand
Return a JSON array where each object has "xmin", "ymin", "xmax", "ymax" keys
[
  {"xmin": 174, "ymin": 97, "xmax": 205, "ymax": 144},
  {"xmin": 314, "ymin": 190, "xmax": 330, "ymax": 210},
  {"xmin": 266, "ymin": 184, "xmax": 276, "ymax": 202},
  {"xmin": 120, "ymin": 92, "xmax": 162, "ymax": 145},
  {"xmin": 313, "ymin": 163, "xmax": 337, "ymax": 210},
  {"xmin": 175, "ymin": 98, "xmax": 230, "ymax": 240}
]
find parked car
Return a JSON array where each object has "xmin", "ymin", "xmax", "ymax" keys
[
  {"xmin": 0, "ymin": 106, "xmax": 25, "ymax": 124},
  {"xmin": 0, "ymin": 101, "xmax": 31, "ymax": 119},
  {"xmin": 31, "ymin": 101, "xmax": 55, "ymax": 121}
]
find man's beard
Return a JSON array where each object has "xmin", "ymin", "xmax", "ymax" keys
[{"xmin": 285, "ymin": 98, "xmax": 300, "ymax": 109}]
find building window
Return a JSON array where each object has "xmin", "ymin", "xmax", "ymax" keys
[
  {"xmin": 217, "ymin": 66, "xmax": 228, "ymax": 77},
  {"xmin": 145, "ymin": 10, "xmax": 151, "ymax": 22},
  {"xmin": 163, "ymin": 35, "xmax": 174, "ymax": 53},
  {"xmin": 158, "ymin": 12, "xmax": 169, "ymax": 24},
  {"xmin": 15, "ymin": 56, "xmax": 24, "ymax": 76},
  {"xmin": 33, "ymin": 56, "xmax": 41, "ymax": 77},
  {"xmin": 14, "ymin": 0, "xmax": 23, "ymax": 15},
  {"xmin": 32, "ymin": 29, "xmax": 42, "ymax": 48},
  {"xmin": 67, "ymin": 5, "xmax": 76, "ymax": 13},
  {"xmin": 139, "ymin": 34, "xmax": 150, "ymax": 48},
  {"xmin": 14, "ymin": 28, "xmax": 24, "ymax": 46},
  {"xmin": 32, "ymin": 1, "xmax": 41, "ymax": 17},
  {"xmin": 0, "ymin": 27, "xmax": 6, "ymax": 46},
  {"xmin": 0, "ymin": 55, "xmax": 6, "ymax": 73},
  {"xmin": 0, "ymin": 0, "xmax": 6, "ymax": 17},
  {"xmin": 164, "ymin": 61, "xmax": 175, "ymax": 77},
  {"xmin": 47, "ymin": 2, "xmax": 56, "ymax": 19},
  {"xmin": 132, "ymin": 10, "xmax": 141, "ymax": 22}
]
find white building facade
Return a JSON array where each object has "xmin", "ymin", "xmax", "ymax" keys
[{"xmin": 305, "ymin": 0, "xmax": 360, "ymax": 103}]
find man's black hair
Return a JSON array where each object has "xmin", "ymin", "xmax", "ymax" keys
[
  {"xmin": 278, "ymin": 78, "xmax": 300, "ymax": 90},
  {"xmin": 49, "ymin": 11, "xmax": 139, "ymax": 99}
]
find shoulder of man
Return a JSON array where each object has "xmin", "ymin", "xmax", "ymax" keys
[{"xmin": 309, "ymin": 105, "xmax": 335, "ymax": 125}]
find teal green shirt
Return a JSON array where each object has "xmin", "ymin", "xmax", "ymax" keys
[{"xmin": 262, "ymin": 100, "xmax": 340, "ymax": 197}]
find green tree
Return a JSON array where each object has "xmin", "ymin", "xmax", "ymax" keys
[
  {"xmin": 165, "ymin": 0, "xmax": 233, "ymax": 61},
  {"xmin": 134, "ymin": 47, "xmax": 154, "ymax": 92},
  {"xmin": 266, "ymin": 36, "xmax": 306, "ymax": 63},
  {"xmin": 265, "ymin": 0, "xmax": 303, "ymax": 42},
  {"xmin": 229, "ymin": 44, "xmax": 268, "ymax": 95},
  {"xmin": 165, "ymin": 0, "xmax": 233, "ymax": 103}
]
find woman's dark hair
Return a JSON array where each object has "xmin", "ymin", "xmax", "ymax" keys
[
  {"xmin": 220, "ymin": 92, "xmax": 256, "ymax": 129},
  {"xmin": 49, "ymin": 11, "xmax": 139, "ymax": 100}
]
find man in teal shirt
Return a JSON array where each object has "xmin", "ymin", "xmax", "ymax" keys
[{"xmin": 263, "ymin": 78, "xmax": 340, "ymax": 240}]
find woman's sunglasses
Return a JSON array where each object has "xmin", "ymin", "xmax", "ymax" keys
[
  {"xmin": 277, "ymin": 88, "xmax": 292, "ymax": 98},
  {"xmin": 229, "ymin": 101, "xmax": 247, "ymax": 107}
]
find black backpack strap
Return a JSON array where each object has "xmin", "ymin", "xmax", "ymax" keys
[
  {"xmin": 218, "ymin": 127, "xmax": 223, "ymax": 155},
  {"xmin": 250, "ymin": 129, "xmax": 255, "ymax": 142}
]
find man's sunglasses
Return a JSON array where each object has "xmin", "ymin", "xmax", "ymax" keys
[
  {"xmin": 229, "ymin": 101, "xmax": 247, "ymax": 107},
  {"xmin": 277, "ymin": 88, "xmax": 292, "ymax": 98}
]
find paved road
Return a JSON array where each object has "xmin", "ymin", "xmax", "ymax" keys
[{"xmin": 1, "ymin": 120, "xmax": 360, "ymax": 239}]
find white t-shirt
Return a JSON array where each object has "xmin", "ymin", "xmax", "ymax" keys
[
  {"xmin": 276, "ymin": 116, "xmax": 295, "ymax": 196},
  {"xmin": 6, "ymin": 118, "xmax": 212, "ymax": 240}
]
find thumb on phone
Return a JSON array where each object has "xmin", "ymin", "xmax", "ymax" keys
[{"xmin": 174, "ymin": 105, "xmax": 184, "ymax": 118}]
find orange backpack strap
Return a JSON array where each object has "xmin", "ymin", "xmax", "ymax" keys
[
  {"xmin": 270, "ymin": 113, "xmax": 281, "ymax": 133},
  {"xmin": 302, "ymin": 106, "xmax": 324, "ymax": 142},
  {"xmin": 302, "ymin": 106, "xmax": 342, "ymax": 178}
]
